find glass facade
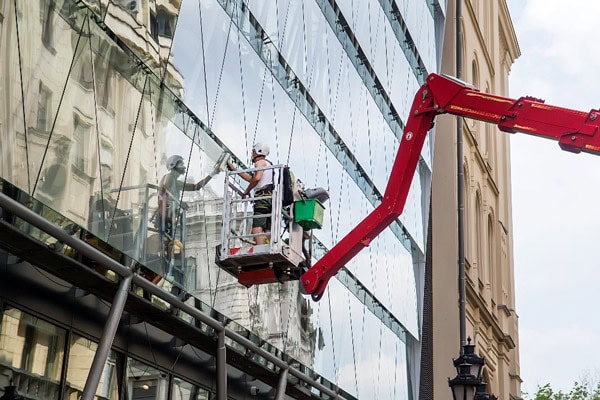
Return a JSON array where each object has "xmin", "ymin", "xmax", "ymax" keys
[{"xmin": 0, "ymin": 0, "xmax": 444, "ymax": 398}]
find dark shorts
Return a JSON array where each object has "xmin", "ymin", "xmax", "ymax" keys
[{"xmin": 253, "ymin": 188, "xmax": 272, "ymax": 229}]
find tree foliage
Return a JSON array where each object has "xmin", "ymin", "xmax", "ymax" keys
[{"xmin": 525, "ymin": 382, "xmax": 600, "ymax": 400}]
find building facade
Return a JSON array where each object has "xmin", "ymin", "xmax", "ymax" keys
[
  {"xmin": 430, "ymin": 0, "xmax": 521, "ymax": 398},
  {"xmin": 0, "ymin": 0, "xmax": 446, "ymax": 399}
]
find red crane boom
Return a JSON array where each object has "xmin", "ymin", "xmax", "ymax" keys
[{"xmin": 301, "ymin": 73, "xmax": 600, "ymax": 300}]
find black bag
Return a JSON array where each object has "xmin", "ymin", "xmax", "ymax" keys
[{"xmin": 281, "ymin": 166, "xmax": 294, "ymax": 207}]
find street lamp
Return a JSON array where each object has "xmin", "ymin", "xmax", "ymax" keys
[
  {"xmin": 448, "ymin": 362, "xmax": 480, "ymax": 400},
  {"xmin": 454, "ymin": 338, "xmax": 485, "ymax": 380},
  {"xmin": 474, "ymin": 382, "xmax": 498, "ymax": 400},
  {"xmin": 448, "ymin": 338, "xmax": 486, "ymax": 400}
]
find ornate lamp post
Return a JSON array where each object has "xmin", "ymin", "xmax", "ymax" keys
[
  {"xmin": 448, "ymin": 338, "xmax": 485, "ymax": 400},
  {"xmin": 448, "ymin": 362, "xmax": 480, "ymax": 400},
  {"xmin": 474, "ymin": 382, "xmax": 498, "ymax": 400},
  {"xmin": 455, "ymin": 338, "xmax": 485, "ymax": 380}
]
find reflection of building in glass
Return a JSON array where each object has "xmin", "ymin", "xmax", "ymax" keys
[{"xmin": 0, "ymin": 0, "xmax": 521, "ymax": 399}]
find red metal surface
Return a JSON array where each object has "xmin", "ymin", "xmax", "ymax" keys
[
  {"xmin": 299, "ymin": 73, "xmax": 600, "ymax": 300},
  {"xmin": 238, "ymin": 268, "xmax": 279, "ymax": 287}
]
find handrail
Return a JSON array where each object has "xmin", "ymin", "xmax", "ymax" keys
[{"xmin": 0, "ymin": 190, "xmax": 346, "ymax": 400}]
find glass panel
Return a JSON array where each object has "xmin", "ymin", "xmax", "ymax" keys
[
  {"xmin": 86, "ymin": 19, "xmax": 146, "ymax": 255},
  {"xmin": 0, "ymin": 1, "xmax": 27, "ymax": 190},
  {"xmin": 16, "ymin": 0, "xmax": 91, "ymax": 193},
  {"xmin": 104, "ymin": 75, "xmax": 150, "ymax": 260},
  {"xmin": 306, "ymin": 280, "xmax": 411, "ymax": 399},
  {"xmin": 171, "ymin": 377, "xmax": 211, "ymax": 400},
  {"xmin": 65, "ymin": 335, "xmax": 119, "ymax": 400},
  {"xmin": 126, "ymin": 357, "xmax": 168, "ymax": 400},
  {"xmin": 31, "ymin": 16, "xmax": 102, "ymax": 231},
  {"xmin": 103, "ymin": 0, "xmax": 163, "ymax": 79},
  {"xmin": 168, "ymin": 0, "xmax": 211, "ymax": 125},
  {"xmin": 0, "ymin": 306, "xmax": 66, "ymax": 400}
]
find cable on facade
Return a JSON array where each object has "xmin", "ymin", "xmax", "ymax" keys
[
  {"xmin": 88, "ymin": 19, "xmax": 106, "ymax": 212},
  {"xmin": 148, "ymin": 83, "xmax": 160, "ymax": 203},
  {"xmin": 208, "ymin": 13, "xmax": 234, "ymax": 129},
  {"xmin": 32, "ymin": 265, "xmax": 72, "ymax": 289},
  {"xmin": 270, "ymin": 0, "xmax": 281, "ymax": 160},
  {"xmin": 30, "ymin": 11, "xmax": 89, "ymax": 197},
  {"xmin": 12, "ymin": 0, "xmax": 32, "ymax": 193},
  {"xmin": 284, "ymin": 108, "xmax": 297, "ymax": 165},
  {"xmin": 338, "ymin": 38, "xmax": 372, "ymax": 397},
  {"xmin": 198, "ymin": 1, "xmax": 211, "ymax": 124},
  {"xmin": 167, "ymin": 342, "xmax": 185, "ymax": 373},
  {"xmin": 329, "ymin": 49, "xmax": 346, "ymax": 125},
  {"xmin": 143, "ymin": 322, "xmax": 159, "ymax": 366},
  {"xmin": 327, "ymin": 293, "xmax": 339, "ymax": 385},
  {"xmin": 383, "ymin": 7, "xmax": 392, "ymax": 98},
  {"xmin": 375, "ymin": 310, "xmax": 384, "ymax": 398},
  {"xmin": 251, "ymin": 69, "xmax": 267, "ymax": 148},
  {"xmin": 196, "ymin": 0, "xmax": 220, "ymax": 306},
  {"xmin": 300, "ymin": 0, "xmax": 309, "ymax": 85},
  {"xmin": 392, "ymin": 339, "xmax": 399, "ymax": 400},
  {"xmin": 345, "ymin": 289, "xmax": 360, "ymax": 397},
  {"xmin": 358, "ymin": 197, "xmax": 370, "ymax": 388},
  {"xmin": 109, "ymin": 76, "xmax": 148, "ymax": 245},
  {"xmin": 276, "ymin": 0, "xmax": 302, "ymax": 165},
  {"xmin": 278, "ymin": 0, "xmax": 289, "ymax": 44},
  {"xmin": 276, "ymin": 285, "xmax": 286, "ymax": 352},
  {"xmin": 159, "ymin": 1, "xmax": 182, "ymax": 84},
  {"xmin": 236, "ymin": 24, "xmax": 250, "ymax": 156},
  {"xmin": 269, "ymin": 71, "xmax": 280, "ymax": 160},
  {"xmin": 126, "ymin": 356, "xmax": 151, "ymax": 383}
]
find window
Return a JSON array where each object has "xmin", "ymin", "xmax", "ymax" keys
[
  {"xmin": 471, "ymin": 59, "xmax": 479, "ymax": 87},
  {"xmin": 469, "ymin": 58, "xmax": 480, "ymax": 135},
  {"xmin": 94, "ymin": 47, "xmax": 112, "ymax": 109},
  {"xmin": 67, "ymin": 335, "xmax": 119, "ymax": 399},
  {"xmin": 0, "ymin": 307, "xmax": 66, "ymax": 398},
  {"xmin": 100, "ymin": 142, "xmax": 113, "ymax": 190},
  {"xmin": 41, "ymin": 0, "xmax": 56, "ymax": 50},
  {"xmin": 475, "ymin": 191, "xmax": 484, "ymax": 282},
  {"xmin": 78, "ymin": 57, "xmax": 94, "ymax": 90},
  {"xmin": 72, "ymin": 114, "xmax": 91, "ymax": 173},
  {"xmin": 44, "ymin": 334, "xmax": 61, "ymax": 378},
  {"xmin": 20, "ymin": 325, "xmax": 36, "ymax": 371},
  {"xmin": 463, "ymin": 164, "xmax": 470, "ymax": 262},
  {"xmin": 150, "ymin": 9, "xmax": 175, "ymax": 42},
  {"xmin": 150, "ymin": 12, "xmax": 159, "ymax": 42},
  {"xmin": 487, "ymin": 215, "xmax": 495, "ymax": 288},
  {"xmin": 171, "ymin": 377, "xmax": 211, "ymax": 400},
  {"xmin": 157, "ymin": 10, "xmax": 174, "ymax": 38},
  {"xmin": 126, "ymin": 357, "xmax": 168, "ymax": 400},
  {"xmin": 37, "ymin": 82, "xmax": 53, "ymax": 132}
]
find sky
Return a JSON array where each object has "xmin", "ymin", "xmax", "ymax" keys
[{"xmin": 506, "ymin": 0, "xmax": 600, "ymax": 394}]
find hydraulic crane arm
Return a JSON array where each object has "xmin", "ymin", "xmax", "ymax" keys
[{"xmin": 302, "ymin": 73, "xmax": 600, "ymax": 301}]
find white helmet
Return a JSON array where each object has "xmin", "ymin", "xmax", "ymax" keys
[
  {"xmin": 166, "ymin": 155, "xmax": 184, "ymax": 171},
  {"xmin": 252, "ymin": 142, "xmax": 270, "ymax": 157}
]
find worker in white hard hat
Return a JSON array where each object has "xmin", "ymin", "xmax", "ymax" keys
[
  {"xmin": 227, "ymin": 142, "xmax": 274, "ymax": 245},
  {"xmin": 157, "ymin": 154, "xmax": 220, "ymax": 239}
]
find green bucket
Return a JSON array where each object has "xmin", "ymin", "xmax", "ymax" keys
[{"xmin": 294, "ymin": 199, "xmax": 325, "ymax": 230}]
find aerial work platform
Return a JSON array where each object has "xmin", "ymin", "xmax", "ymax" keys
[{"xmin": 215, "ymin": 164, "xmax": 326, "ymax": 286}]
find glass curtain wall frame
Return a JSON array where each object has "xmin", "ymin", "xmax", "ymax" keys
[
  {"xmin": 0, "ymin": 1, "xmax": 440, "ymax": 398},
  {"xmin": 0, "ymin": 304, "xmax": 217, "ymax": 400}
]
